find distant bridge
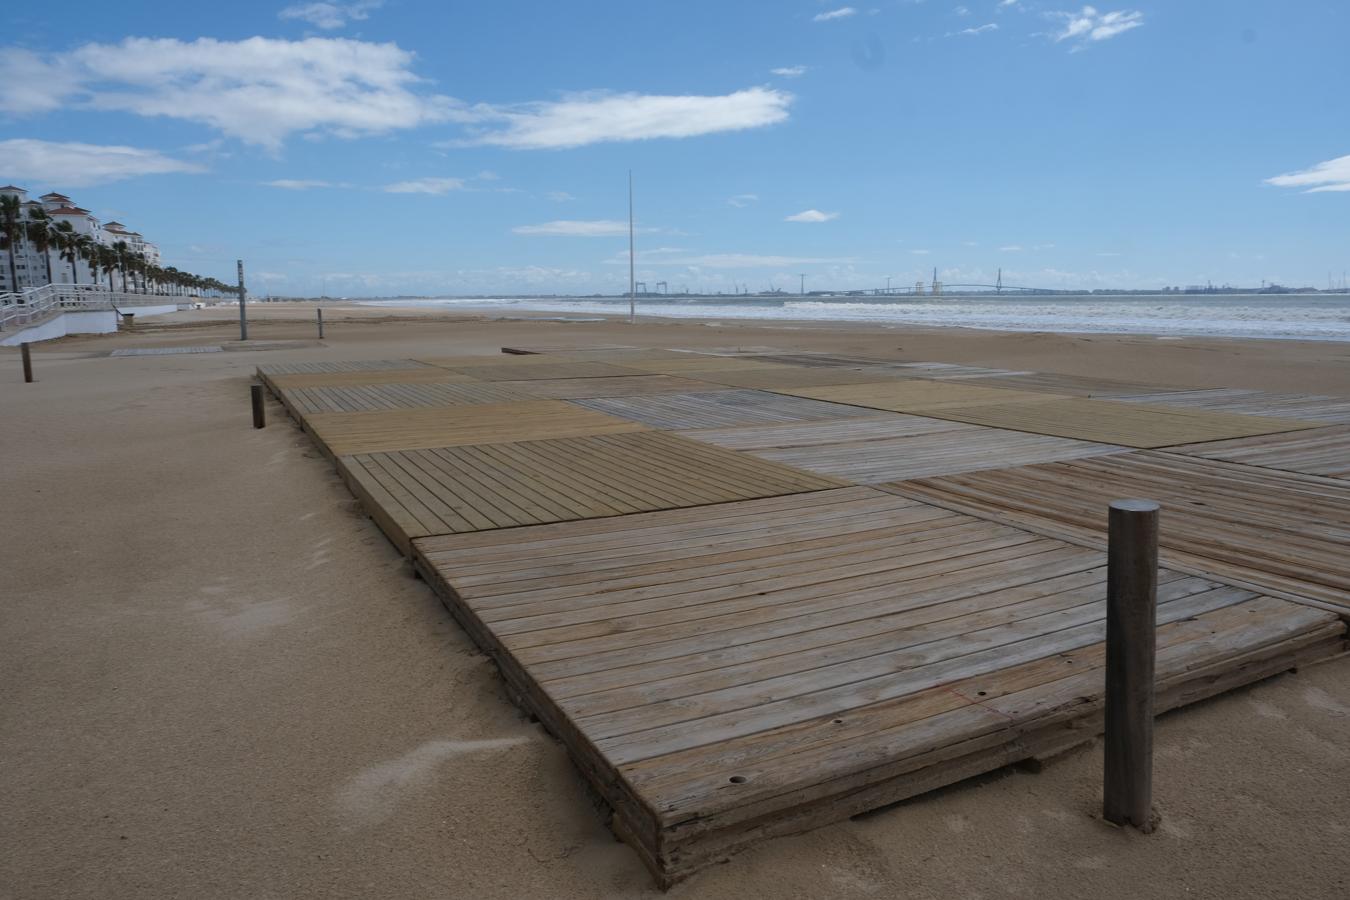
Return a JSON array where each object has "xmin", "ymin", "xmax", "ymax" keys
[{"xmin": 871, "ymin": 283, "xmax": 1055, "ymax": 296}]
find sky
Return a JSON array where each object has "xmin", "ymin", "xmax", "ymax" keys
[{"xmin": 1, "ymin": 1, "xmax": 1346, "ymax": 297}]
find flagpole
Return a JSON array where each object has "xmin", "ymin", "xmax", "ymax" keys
[{"xmin": 628, "ymin": 170, "xmax": 635, "ymax": 324}]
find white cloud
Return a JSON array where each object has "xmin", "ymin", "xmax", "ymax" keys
[
  {"xmin": 279, "ymin": 1, "xmax": 382, "ymax": 30},
  {"xmin": 785, "ymin": 209, "xmax": 838, "ymax": 222},
  {"xmin": 771, "ymin": 65, "xmax": 808, "ymax": 77},
  {"xmin": 814, "ymin": 7, "xmax": 857, "ymax": 22},
  {"xmin": 955, "ymin": 6, "xmax": 971, "ymax": 16},
  {"xmin": 0, "ymin": 37, "xmax": 454, "ymax": 149},
  {"xmin": 1050, "ymin": 7, "xmax": 1145, "ymax": 48},
  {"xmin": 953, "ymin": 23, "xmax": 999, "ymax": 36},
  {"xmin": 0, "ymin": 139, "xmax": 203, "ymax": 187},
  {"xmin": 384, "ymin": 177, "xmax": 466, "ymax": 194},
  {"xmin": 660, "ymin": 253, "xmax": 857, "ymax": 268},
  {"xmin": 728, "ymin": 193, "xmax": 759, "ymax": 207},
  {"xmin": 910, "ymin": 249, "xmax": 931, "ymax": 255},
  {"xmin": 545, "ymin": 191, "xmax": 575, "ymax": 201},
  {"xmin": 1265, "ymin": 155, "xmax": 1350, "ymax": 193},
  {"xmin": 999, "ymin": 0, "xmax": 1020, "ymax": 7},
  {"xmin": 451, "ymin": 87, "xmax": 791, "ymax": 150},
  {"xmin": 513, "ymin": 220, "xmax": 638, "ymax": 237},
  {"xmin": 264, "ymin": 178, "xmax": 335, "ymax": 189},
  {"xmin": 999, "ymin": 244, "xmax": 1024, "ymax": 251}
]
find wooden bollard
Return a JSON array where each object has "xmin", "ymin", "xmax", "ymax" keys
[
  {"xmin": 251, "ymin": 383, "xmax": 266, "ymax": 429},
  {"xmin": 1103, "ymin": 498, "xmax": 1159, "ymax": 832},
  {"xmin": 317, "ymin": 308, "xmax": 324, "ymax": 339},
  {"xmin": 21, "ymin": 342, "xmax": 33, "ymax": 383}
]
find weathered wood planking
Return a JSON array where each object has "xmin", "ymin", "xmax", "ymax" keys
[
  {"xmin": 887, "ymin": 451, "xmax": 1350, "ymax": 611},
  {"xmin": 304, "ymin": 400, "xmax": 647, "ymax": 455},
  {"xmin": 411, "ymin": 486, "xmax": 1343, "ymax": 884},
  {"xmin": 619, "ymin": 357, "xmax": 800, "ymax": 375},
  {"xmin": 779, "ymin": 380, "xmax": 1069, "ymax": 413},
  {"xmin": 573, "ymin": 390, "xmax": 889, "ymax": 430},
  {"xmin": 1164, "ymin": 425, "xmax": 1350, "ymax": 479},
  {"xmin": 686, "ymin": 416, "xmax": 1127, "ymax": 483},
  {"xmin": 262, "ymin": 367, "xmax": 480, "ymax": 389},
  {"xmin": 280, "ymin": 381, "xmax": 539, "ymax": 414},
  {"xmin": 692, "ymin": 366, "xmax": 911, "ymax": 390},
  {"xmin": 498, "ymin": 374, "xmax": 719, "ymax": 399},
  {"xmin": 913, "ymin": 397, "xmax": 1321, "ymax": 448},
  {"xmin": 337, "ymin": 431, "xmax": 843, "ymax": 553},
  {"xmin": 257, "ymin": 359, "xmax": 432, "ymax": 375},
  {"xmin": 444, "ymin": 361, "xmax": 645, "ymax": 382},
  {"xmin": 1112, "ymin": 389, "xmax": 1350, "ymax": 424},
  {"xmin": 930, "ymin": 372, "xmax": 1183, "ymax": 397}
]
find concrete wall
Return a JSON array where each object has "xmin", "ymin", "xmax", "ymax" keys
[{"xmin": 0, "ymin": 304, "xmax": 183, "ymax": 346}]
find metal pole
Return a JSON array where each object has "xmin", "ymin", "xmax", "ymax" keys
[
  {"xmin": 237, "ymin": 259, "xmax": 248, "ymax": 342},
  {"xmin": 21, "ymin": 341, "xmax": 33, "ymax": 383},
  {"xmin": 317, "ymin": 308, "xmax": 324, "ymax": 339},
  {"xmin": 251, "ymin": 383, "xmax": 265, "ymax": 429},
  {"xmin": 628, "ymin": 170, "xmax": 635, "ymax": 324},
  {"xmin": 1103, "ymin": 498, "xmax": 1160, "ymax": 832}
]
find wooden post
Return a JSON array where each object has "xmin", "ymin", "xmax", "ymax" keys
[
  {"xmin": 21, "ymin": 342, "xmax": 33, "ymax": 383},
  {"xmin": 317, "ymin": 308, "xmax": 324, "ymax": 339},
  {"xmin": 237, "ymin": 259, "xmax": 248, "ymax": 342},
  {"xmin": 251, "ymin": 383, "xmax": 265, "ymax": 429},
  {"xmin": 1103, "ymin": 498, "xmax": 1159, "ymax": 832}
]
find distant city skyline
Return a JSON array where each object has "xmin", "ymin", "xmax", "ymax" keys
[{"xmin": 1, "ymin": 1, "xmax": 1345, "ymax": 296}]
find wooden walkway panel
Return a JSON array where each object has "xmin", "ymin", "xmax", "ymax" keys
[
  {"xmin": 257, "ymin": 359, "xmax": 431, "ymax": 375},
  {"xmin": 574, "ymin": 389, "xmax": 889, "ymax": 430},
  {"xmin": 280, "ymin": 381, "xmax": 538, "ymax": 414},
  {"xmin": 887, "ymin": 451, "xmax": 1350, "ymax": 611},
  {"xmin": 262, "ymin": 367, "xmax": 479, "ymax": 389},
  {"xmin": 444, "ymin": 361, "xmax": 644, "ymax": 381},
  {"xmin": 780, "ymin": 380, "xmax": 1068, "ymax": 413},
  {"xmin": 338, "ymin": 431, "xmax": 843, "ymax": 552},
  {"xmin": 1113, "ymin": 389, "xmax": 1350, "ymax": 424},
  {"xmin": 918, "ymin": 397, "xmax": 1319, "ymax": 448},
  {"xmin": 935, "ymin": 372, "xmax": 1181, "ymax": 397},
  {"xmin": 498, "ymin": 374, "xmax": 718, "ymax": 399},
  {"xmin": 1165, "ymin": 425, "xmax": 1350, "ymax": 479},
  {"xmin": 411, "ymin": 487, "xmax": 1343, "ymax": 883},
  {"xmin": 686, "ymin": 416, "xmax": 1127, "ymax": 483},
  {"xmin": 305, "ymin": 400, "xmax": 646, "ymax": 455}
]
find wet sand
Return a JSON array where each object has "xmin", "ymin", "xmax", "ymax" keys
[{"xmin": 2, "ymin": 303, "xmax": 1347, "ymax": 898}]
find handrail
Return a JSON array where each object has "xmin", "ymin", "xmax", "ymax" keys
[{"xmin": 0, "ymin": 283, "xmax": 204, "ymax": 332}]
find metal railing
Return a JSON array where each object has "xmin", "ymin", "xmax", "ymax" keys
[{"xmin": 0, "ymin": 283, "xmax": 204, "ymax": 333}]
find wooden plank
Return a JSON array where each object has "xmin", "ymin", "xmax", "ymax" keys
[
  {"xmin": 256, "ymin": 359, "xmax": 431, "ymax": 375},
  {"xmin": 1165, "ymin": 425, "xmax": 1350, "ymax": 479},
  {"xmin": 337, "ymin": 431, "xmax": 844, "ymax": 547},
  {"xmin": 304, "ymin": 400, "xmax": 648, "ymax": 455},
  {"xmin": 914, "ymin": 397, "xmax": 1321, "ymax": 448},
  {"xmin": 445, "ymin": 361, "xmax": 645, "ymax": 381},
  {"xmin": 574, "ymin": 390, "xmax": 889, "ymax": 430},
  {"xmin": 886, "ymin": 451, "xmax": 1350, "ymax": 611},
  {"xmin": 934, "ymin": 372, "xmax": 1182, "ymax": 397},
  {"xmin": 263, "ymin": 367, "xmax": 480, "ymax": 389},
  {"xmin": 685, "ymin": 416, "xmax": 1127, "ymax": 483},
  {"xmin": 279, "ymin": 381, "xmax": 538, "ymax": 413},
  {"xmin": 779, "ymin": 380, "xmax": 1069, "ymax": 413},
  {"xmin": 1113, "ymin": 389, "xmax": 1350, "ymax": 424},
  {"xmin": 495, "ymin": 374, "xmax": 718, "ymax": 399},
  {"xmin": 409, "ymin": 486, "xmax": 1344, "ymax": 885}
]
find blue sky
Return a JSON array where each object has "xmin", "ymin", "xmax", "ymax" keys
[{"xmin": 1, "ymin": 1, "xmax": 1346, "ymax": 296}]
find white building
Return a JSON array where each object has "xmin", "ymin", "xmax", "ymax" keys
[{"xmin": 1, "ymin": 185, "xmax": 163, "ymax": 292}]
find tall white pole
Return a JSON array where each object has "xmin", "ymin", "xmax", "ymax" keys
[{"xmin": 628, "ymin": 170, "xmax": 635, "ymax": 324}]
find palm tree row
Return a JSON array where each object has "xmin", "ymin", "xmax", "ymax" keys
[{"xmin": 3, "ymin": 203, "xmax": 236, "ymax": 298}]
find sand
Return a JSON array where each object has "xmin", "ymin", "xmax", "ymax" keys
[{"xmin": 2, "ymin": 303, "xmax": 1347, "ymax": 899}]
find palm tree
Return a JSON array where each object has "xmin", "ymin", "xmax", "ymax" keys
[
  {"xmin": 111, "ymin": 240, "xmax": 131, "ymax": 292},
  {"xmin": 1, "ymin": 194, "xmax": 22, "ymax": 292},
  {"xmin": 97, "ymin": 245, "xmax": 118, "ymax": 291},
  {"xmin": 25, "ymin": 208, "xmax": 55, "ymax": 285},
  {"xmin": 76, "ymin": 235, "xmax": 97, "ymax": 286},
  {"xmin": 54, "ymin": 221, "xmax": 80, "ymax": 284}
]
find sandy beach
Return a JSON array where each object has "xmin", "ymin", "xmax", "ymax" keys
[{"xmin": 3, "ymin": 303, "xmax": 1348, "ymax": 899}]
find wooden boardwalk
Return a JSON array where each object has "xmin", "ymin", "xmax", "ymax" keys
[
  {"xmin": 684, "ymin": 415, "xmax": 1127, "ymax": 483},
  {"xmin": 890, "ymin": 452, "xmax": 1350, "ymax": 612},
  {"xmin": 256, "ymin": 349, "xmax": 1347, "ymax": 885},
  {"xmin": 413, "ymin": 487, "xmax": 1343, "ymax": 883}
]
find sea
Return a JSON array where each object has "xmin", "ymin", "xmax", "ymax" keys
[{"xmin": 357, "ymin": 293, "xmax": 1350, "ymax": 342}]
